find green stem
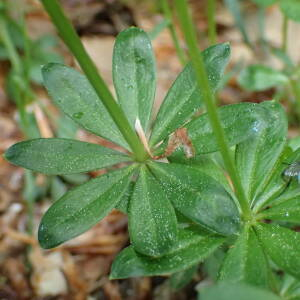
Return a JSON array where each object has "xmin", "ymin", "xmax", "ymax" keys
[
  {"xmin": 174, "ymin": 0, "xmax": 252, "ymax": 220},
  {"xmin": 290, "ymin": 79, "xmax": 300, "ymax": 118},
  {"xmin": 224, "ymin": 0, "xmax": 252, "ymax": 50},
  {"xmin": 12, "ymin": 76, "xmax": 29, "ymax": 132},
  {"xmin": 20, "ymin": 16, "xmax": 33, "ymax": 104},
  {"xmin": 24, "ymin": 170, "xmax": 35, "ymax": 235},
  {"xmin": 258, "ymin": 6, "xmax": 268, "ymax": 56},
  {"xmin": 273, "ymin": 87, "xmax": 285, "ymax": 103},
  {"xmin": 0, "ymin": 16, "xmax": 22, "ymax": 74},
  {"xmin": 161, "ymin": 0, "xmax": 187, "ymax": 66},
  {"xmin": 40, "ymin": 0, "xmax": 148, "ymax": 162},
  {"xmin": 207, "ymin": 0, "xmax": 217, "ymax": 45},
  {"xmin": 0, "ymin": 16, "xmax": 30, "ymax": 131},
  {"xmin": 282, "ymin": 14, "xmax": 288, "ymax": 53}
]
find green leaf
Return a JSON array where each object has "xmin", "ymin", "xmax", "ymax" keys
[
  {"xmin": 235, "ymin": 101, "xmax": 287, "ymax": 203},
  {"xmin": 150, "ymin": 43, "xmax": 230, "ymax": 147},
  {"xmin": 129, "ymin": 166, "xmax": 177, "ymax": 257},
  {"xmin": 255, "ymin": 223, "xmax": 300, "ymax": 279},
  {"xmin": 203, "ymin": 248, "xmax": 226, "ymax": 281},
  {"xmin": 110, "ymin": 226, "xmax": 224, "ymax": 279},
  {"xmin": 289, "ymin": 136, "xmax": 300, "ymax": 151},
  {"xmin": 238, "ymin": 65, "xmax": 288, "ymax": 91},
  {"xmin": 38, "ymin": 166, "xmax": 135, "ymax": 249},
  {"xmin": 199, "ymin": 282, "xmax": 281, "ymax": 300},
  {"xmin": 280, "ymin": 274, "xmax": 300, "ymax": 300},
  {"xmin": 29, "ymin": 39, "xmax": 64, "ymax": 84},
  {"xmin": 148, "ymin": 162, "xmax": 240, "ymax": 235},
  {"xmin": 268, "ymin": 180, "xmax": 300, "ymax": 211},
  {"xmin": 224, "ymin": 0, "xmax": 252, "ymax": 47},
  {"xmin": 271, "ymin": 47, "xmax": 295, "ymax": 69},
  {"xmin": 4, "ymin": 138, "xmax": 131, "ymax": 175},
  {"xmin": 219, "ymin": 226, "xmax": 269, "ymax": 288},
  {"xmin": 56, "ymin": 115, "xmax": 78, "ymax": 139},
  {"xmin": 168, "ymin": 155, "xmax": 234, "ymax": 197},
  {"xmin": 186, "ymin": 102, "xmax": 265, "ymax": 154},
  {"xmin": 42, "ymin": 63, "xmax": 129, "ymax": 149},
  {"xmin": 260, "ymin": 197, "xmax": 300, "ymax": 223},
  {"xmin": 61, "ymin": 173, "xmax": 89, "ymax": 185},
  {"xmin": 253, "ymin": 146, "xmax": 299, "ymax": 211},
  {"xmin": 23, "ymin": 170, "xmax": 40, "ymax": 203},
  {"xmin": 113, "ymin": 27, "xmax": 155, "ymax": 132},
  {"xmin": 148, "ymin": 19, "xmax": 170, "ymax": 40},
  {"xmin": 115, "ymin": 181, "xmax": 134, "ymax": 214},
  {"xmin": 23, "ymin": 112, "xmax": 40, "ymax": 139},
  {"xmin": 51, "ymin": 177, "xmax": 67, "ymax": 201},
  {"xmin": 280, "ymin": 0, "xmax": 300, "ymax": 23},
  {"xmin": 0, "ymin": 45, "xmax": 8, "ymax": 60},
  {"xmin": 1, "ymin": 16, "xmax": 24, "ymax": 50},
  {"xmin": 169, "ymin": 265, "xmax": 197, "ymax": 291},
  {"xmin": 252, "ymin": 0, "xmax": 277, "ymax": 7}
]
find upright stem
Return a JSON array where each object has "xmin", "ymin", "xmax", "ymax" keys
[
  {"xmin": 12, "ymin": 76, "xmax": 29, "ymax": 133},
  {"xmin": 282, "ymin": 14, "xmax": 288, "ymax": 53},
  {"xmin": 207, "ymin": 0, "xmax": 217, "ymax": 45},
  {"xmin": 40, "ymin": 0, "xmax": 148, "ymax": 162},
  {"xmin": 161, "ymin": 0, "xmax": 187, "ymax": 66},
  {"xmin": 0, "ymin": 16, "xmax": 22, "ymax": 74},
  {"xmin": 290, "ymin": 79, "xmax": 300, "ymax": 118},
  {"xmin": 174, "ymin": 0, "xmax": 252, "ymax": 220},
  {"xmin": 258, "ymin": 6, "xmax": 268, "ymax": 56},
  {"xmin": 21, "ymin": 16, "xmax": 31, "ymax": 98},
  {"xmin": 224, "ymin": 0, "xmax": 252, "ymax": 49},
  {"xmin": 24, "ymin": 170, "xmax": 35, "ymax": 235},
  {"xmin": 0, "ymin": 16, "xmax": 29, "ymax": 130}
]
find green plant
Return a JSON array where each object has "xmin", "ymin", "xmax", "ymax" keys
[
  {"xmin": 0, "ymin": 1, "xmax": 77, "ymax": 235},
  {"xmin": 238, "ymin": 0, "xmax": 300, "ymax": 122},
  {"xmin": 4, "ymin": 1, "xmax": 300, "ymax": 298}
]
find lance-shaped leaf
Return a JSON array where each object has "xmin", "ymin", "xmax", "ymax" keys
[
  {"xmin": 235, "ymin": 101, "xmax": 287, "ymax": 203},
  {"xmin": 150, "ymin": 43, "xmax": 230, "ymax": 147},
  {"xmin": 224, "ymin": 0, "xmax": 251, "ymax": 47},
  {"xmin": 238, "ymin": 65, "xmax": 288, "ymax": 91},
  {"xmin": 259, "ymin": 197, "xmax": 300, "ymax": 223},
  {"xmin": 255, "ymin": 223, "xmax": 300, "ymax": 279},
  {"xmin": 253, "ymin": 147, "xmax": 300, "ymax": 211},
  {"xmin": 4, "ymin": 138, "xmax": 131, "ymax": 175},
  {"xmin": 129, "ymin": 166, "xmax": 177, "ymax": 257},
  {"xmin": 115, "ymin": 181, "xmax": 134, "ymax": 214},
  {"xmin": 38, "ymin": 166, "xmax": 136, "ymax": 249},
  {"xmin": 184, "ymin": 102, "xmax": 265, "ymax": 155},
  {"xmin": 280, "ymin": 274, "xmax": 300, "ymax": 300},
  {"xmin": 42, "ymin": 63, "xmax": 129, "ymax": 149},
  {"xmin": 270, "ymin": 181, "xmax": 300, "ymax": 209},
  {"xmin": 110, "ymin": 226, "xmax": 224, "ymax": 279},
  {"xmin": 200, "ymin": 282, "xmax": 281, "ymax": 300},
  {"xmin": 169, "ymin": 265, "xmax": 198, "ymax": 291},
  {"xmin": 280, "ymin": 0, "xmax": 300, "ymax": 23},
  {"xmin": 148, "ymin": 162, "xmax": 240, "ymax": 235},
  {"xmin": 168, "ymin": 155, "xmax": 234, "ymax": 197},
  {"xmin": 219, "ymin": 226, "xmax": 269, "ymax": 288},
  {"xmin": 113, "ymin": 27, "xmax": 155, "ymax": 132}
]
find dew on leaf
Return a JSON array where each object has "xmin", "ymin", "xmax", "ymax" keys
[{"xmin": 73, "ymin": 112, "xmax": 84, "ymax": 119}]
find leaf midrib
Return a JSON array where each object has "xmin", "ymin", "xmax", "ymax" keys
[{"xmin": 43, "ymin": 168, "xmax": 133, "ymax": 238}]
